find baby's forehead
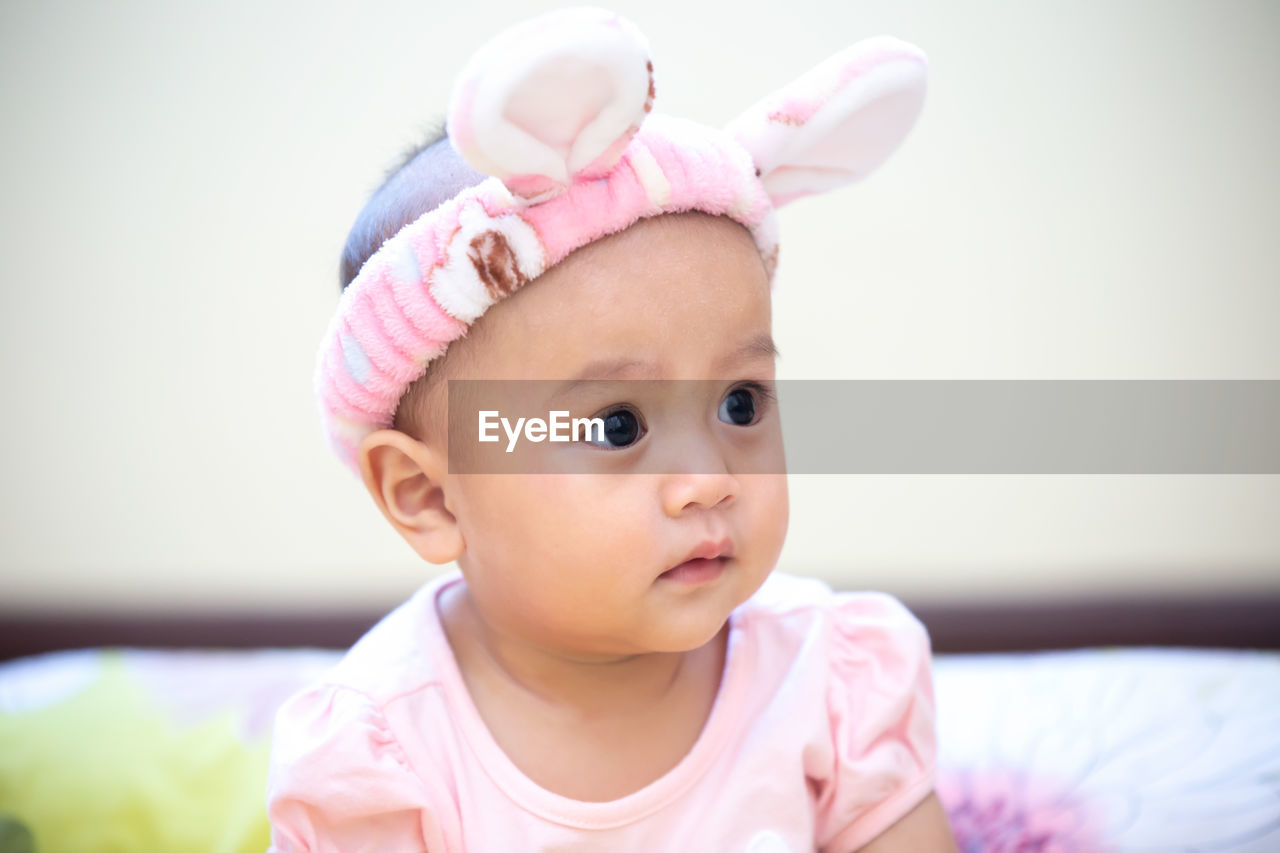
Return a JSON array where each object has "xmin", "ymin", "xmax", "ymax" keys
[
  {"xmin": 539, "ymin": 212, "xmax": 768, "ymax": 297},
  {"xmin": 448, "ymin": 214, "xmax": 774, "ymax": 380}
]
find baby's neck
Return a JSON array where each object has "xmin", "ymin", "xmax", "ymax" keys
[
  {"xmin": 437, "ymin": 581, "xmax": 730, "ymax": 800},
  {"xmin": 439, "ymin": 581, "xmax": 724, "ymax": 718}
]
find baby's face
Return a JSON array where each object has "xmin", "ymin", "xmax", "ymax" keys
[{"xmin": 436, "ymin": 212, "xmax": 788, "ymax": 656}]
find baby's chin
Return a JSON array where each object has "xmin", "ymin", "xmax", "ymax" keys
[{"xmin": 637, "ymin": 567, "xmax": 769, "ymax": 653}]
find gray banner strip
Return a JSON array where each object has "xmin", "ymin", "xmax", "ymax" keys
[
  {"xmin": 777, "ymin": 380, "xmax": 1280, "ymax": 474},
  {"xmin": 445, "ymin": 380, "xmax": 1280, "ymax": 474}
]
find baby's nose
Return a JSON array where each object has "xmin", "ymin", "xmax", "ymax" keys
[{"xmin": 660, "ymin": 470, "xmax": 738, "ymax": 516}]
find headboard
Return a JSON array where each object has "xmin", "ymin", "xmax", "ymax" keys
[{"xmin": 4, "ymin": 592, "xmax": 1277, "ymax": 661}]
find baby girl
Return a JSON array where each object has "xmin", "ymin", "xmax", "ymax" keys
[{"xmin": 267, "ymin": 8, "xmax": 955, "ymax": 852}]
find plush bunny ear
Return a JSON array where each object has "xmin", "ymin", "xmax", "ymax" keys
[
  {"xmin": 726, "ymin": 36, "xmax": 927, "ymax": 207},
  {"xmin": 447, "ymin": 7, "xmax": 655, "ymax": 200}
]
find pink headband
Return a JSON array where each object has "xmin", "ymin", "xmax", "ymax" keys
[{"xmin": 316, "ymin": 7, "xmax": 927, "ymax": 474}]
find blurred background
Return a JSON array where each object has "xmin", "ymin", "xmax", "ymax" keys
[{"xmin": 1, "ymin": 0, "xmax": 1276, "ymax": 617}]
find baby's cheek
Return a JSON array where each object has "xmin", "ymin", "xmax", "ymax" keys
[
  {"xmin": 754, "ymin": 475, "xmax": 789, "ymax": 555},
  {"xmin": 454, "ymin": 476, "xmax": 542, "ymax": 551},
  {"xmin": 516, "ymin": 475, "xmax": 624, "ymax": 551}
]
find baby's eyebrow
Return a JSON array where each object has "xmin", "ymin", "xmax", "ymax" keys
[
  {"xmin": 552, "ymin": 333, "xmax": 780, "ymax": 399},
  {"xmin": 552, "ymin": 358, "xmax": 656, "ymax": 401},
  {"xmin": 705, "ymin": 332, "xmax": 780, "ymax": 376},
  {"xmin": 720, "ymin": 333, "xmax": 780, "ymax": 370}
]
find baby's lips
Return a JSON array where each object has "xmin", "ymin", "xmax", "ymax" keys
[{"xmin": 668, "ymin": 536, "xmax": 736, "ymax": 572}]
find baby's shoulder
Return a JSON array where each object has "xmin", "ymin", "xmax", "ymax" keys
[
  {"xmin": 305, "ymin": 572, "xmax": 459, "ymax": 706},
  {"xmin": 735, "ymin": 572, "xmax": 932, "ymax": 690},
  {"xmin": 739, "ymin": 571, "xmax": 927, "ymax": 642},
  {"xmin": 742, "ymin": 577, "xmax": 938, "ymax": 850},
  {"xmin": 266, "ymin": 577, "xmax": 462, "ymax": 851}
]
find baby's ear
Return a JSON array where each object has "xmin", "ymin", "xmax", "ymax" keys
[
  {"xmin": 447, "ymin": 7, "xmax": 655, "ymax": 200},
  {"xmin": 726, "ymin": 36, "xmax": 928, "ymax": 207},
  {"xmin": 358, "ymin": 430, "xmax": 464, "ymax": 565}
]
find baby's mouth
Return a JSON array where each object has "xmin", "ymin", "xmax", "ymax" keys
[
  {"xmin": 659, "ymin": 538, "xmax": 735, "ymax": 584},
  {"xmin": 658, "ymin": 556, "xmax": 730, "ymax": 585}
]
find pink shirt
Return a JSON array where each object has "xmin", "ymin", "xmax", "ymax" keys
[{"xmin": 266, "ymin": 571, "xmax": 937, "ymax": 852}]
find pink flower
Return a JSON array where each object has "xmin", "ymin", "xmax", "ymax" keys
[{"xmin": 937, "ymin": 767, "xmax": 1109, "ymax": 853}]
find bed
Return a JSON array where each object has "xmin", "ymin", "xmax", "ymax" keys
[{"xmin": 2, "ymin": 596, "xmax": 1278, "ymax": 852}]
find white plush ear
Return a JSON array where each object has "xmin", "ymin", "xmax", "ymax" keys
[
  {"xmin": 726, "ymin": 36, "xmax": 927, "ymax": 207},
  {"xmin": 447, "ymin": 7, "xmax": 655, "ymax": 200}
]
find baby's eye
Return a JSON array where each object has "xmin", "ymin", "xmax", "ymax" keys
[
  {"xmin": 583, "ymin": 405, "xmax": 647, "ymax": 449},
  {"xmin": 718, "ymin": 383, "xmax": 772, "ymax": 427}
]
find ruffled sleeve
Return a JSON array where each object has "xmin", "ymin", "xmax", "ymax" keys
[
  {"xmin": 266, "ymin": 683, "xmax": 443, "ymax": 852},
  {"xmin": 811, "ymin": 593, "xmax": 938, "ymax": 852}
]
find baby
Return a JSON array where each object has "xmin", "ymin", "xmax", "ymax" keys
[{"xmin": 268, "ymin": 8, "xmax": 955, "ymax": 852}]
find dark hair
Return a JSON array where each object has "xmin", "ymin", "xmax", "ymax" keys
[
  {"xmin": 339, "ymin": 125, "xmax": 488, "ymax": 290},
  {"xmin": 338, "ymin": 126, "xmax": 488, "ymax": 438}
]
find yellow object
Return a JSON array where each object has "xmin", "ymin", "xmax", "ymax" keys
[{"xmin": 0, "ymin": 653, "xmax": 270, "ymax": 853}]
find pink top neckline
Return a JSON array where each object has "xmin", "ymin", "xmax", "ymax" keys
[{"xmin": 423, "ymin": 572, "xmax": 755, "ymax": 829}]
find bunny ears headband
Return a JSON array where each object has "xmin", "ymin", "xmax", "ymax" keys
[{"xmin": 317, "ymin": 6, "xmax": 927, "ymax": 473}]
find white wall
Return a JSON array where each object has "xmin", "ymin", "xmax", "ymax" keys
[{"xmin": 1, "ymin": 0, "xmax": 1276, "ymax": 612}]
